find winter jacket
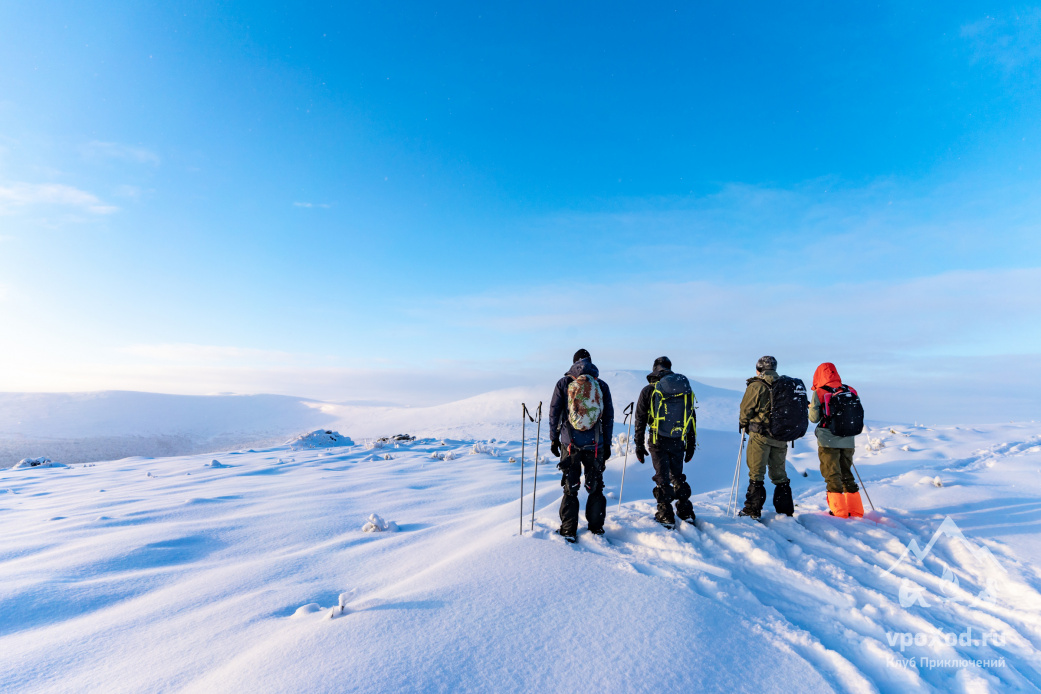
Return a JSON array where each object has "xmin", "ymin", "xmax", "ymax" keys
[
  {"xmin": 634, "ymin": 366, "xmax": 696, "ymax": 454},
  {"xmin": 549, "ymin": 358, "xmax": 615, "ymax": 450},
  {"xmin": 809, "ymin": 390, "xmax": 856, "ymax": 449},
  {"xmin": 739, "ymin": 370, "xmax": 786, "ymax": 447}
]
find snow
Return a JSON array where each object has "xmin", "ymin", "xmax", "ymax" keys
[
  {"xmin": 285, "ymin": 429, "xmax": 355, "ymax": 450},
  {"xmin": 1, "ymin": 406, "xmax": 1040, "ymax": 691},
  {"xmin": 11, "ymin": 457, "xmax": 66, "ymax": 470}
]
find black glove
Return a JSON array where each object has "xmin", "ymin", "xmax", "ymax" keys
[
  {"xmin": 603, "ymin": 444, "xmax": 612, "ymax": 461},
  {"xmin": 739, "ymin": 423, "xmax": 746, "ymax": 433},
  {"xmin": 635, "ymin": 446, "xmax": 647, "ymax": 464},
  {"xmin": 684, "ymin": 437, "xmax": 696, "ymax": 463},
  {"xmin": 551, "ymin": 440, "xmax": 561, "ymax": 458}
]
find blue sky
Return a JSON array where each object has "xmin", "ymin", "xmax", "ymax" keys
[{"xmin": 1, "ymin": 2, "xmax": 1039, "ymax": 421}]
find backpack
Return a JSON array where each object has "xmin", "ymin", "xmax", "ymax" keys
[
  {"xmin": 821, "ymin": 385, "xmax": 864, "ymax": 437},
  {"xmin": 649, "ymin": 373, "xmax": 697, "ymax": 444},
  {"xmin": 566, "ymin": 374, "xmax": 604, "ymax": 433},
  {"xmin": 756, "ymin": 375, "xmax": 809, "ymax": 442}
]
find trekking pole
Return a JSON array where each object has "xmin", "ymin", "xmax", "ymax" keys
[
  {"xmin": 727, "ymin": 432, "xmax": 747, "ymax": 517},
  {"xmin": 616, "ymin": 402, "xmax": 635, "ymax": 515},
  {"xmin": 530, "ymin": 402, "xmax": 543, "ymax": 532},
  {"xmin": 851, "ymin": 462, "xmax": 876, "ymax": 512},
  {"xmin": 520, "ymin": 403, "xmax": 535, "ymax": 535}
]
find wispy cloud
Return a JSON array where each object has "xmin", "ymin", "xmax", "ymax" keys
[
  {"xmin": 962, "ymin": 8, "xmax": 1041, "ymax": 72},
  {"xmin": 121, "ymin": 343, "xmax": 299, "ymax": 364},
  {"xmin": 293, "ymin": 202, "xmax": 331, "ymax": 208},
  {"xmin": 0, "ymin": 182, "xmax": 118, "ymax": 214},
  {"xmin": 80, "ymin": 140, "xmax": 161, "ymax": 166}
]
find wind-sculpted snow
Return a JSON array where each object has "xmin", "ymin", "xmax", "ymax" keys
[{"xmin": 1, "ymin": 422, "xmax": 1040, "ymax": 691}]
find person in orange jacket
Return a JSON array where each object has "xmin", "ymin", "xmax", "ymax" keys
[{"xmin": 809, "ymin": 362, "xmax": 865, "ymax": 518}]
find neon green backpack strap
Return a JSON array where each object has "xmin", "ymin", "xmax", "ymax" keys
[
  {"xmin": 649, "ymin": 382, "xmax": 667, "ymax": 445},
  {"xmin": 682, "ymin": 391, "xmax": 697, "ymax": 444}
]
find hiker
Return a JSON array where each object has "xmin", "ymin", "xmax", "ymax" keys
[
  {"xmin": 809, "ymin": 362, "xmax": 866, "ymax": 518},
  {"xmin": 633, "ymin": 356, "xmax": 697, "ymax": 527},
  {"xmin": 738, "ymin": 356, "xmax": 808, "ymax": 518},
  {"xmin": 548, "ymin": 349, "xmax": 615, "ymax": 542}
]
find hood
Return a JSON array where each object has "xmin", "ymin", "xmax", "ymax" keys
[
  {"xmin": 566, "ymin": 358, "xmax": 599, "ymax": 380},
  {"xmin": 813, "ymin": 362, "xmax": 842, "ymax": 396},
  {"xmin": 646, "ymin": 367, "xmax": 674, "ymax": 384},
  {"xmin": 749, "ymin": 369, "xmax": 779, "ymax": 385}
]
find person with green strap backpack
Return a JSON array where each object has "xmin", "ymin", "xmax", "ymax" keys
[{"xmin": 633, "ymin": 356, "xmax": 697, "ymax": 528}]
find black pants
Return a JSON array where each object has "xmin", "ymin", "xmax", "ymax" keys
[
  {"xmin": 558, "ymin": 446, "xmax": 606, "ymax": 536},
  {"xmin": 649, "ymin": 439, "xmax": 693, "ymax": 521}
]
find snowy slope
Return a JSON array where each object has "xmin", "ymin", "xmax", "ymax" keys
[
  {"xmin": 0, "ymin": 391, "xmax": 337, "ymax": 467},
  {"xmin": 0, "ymin": 376, "xmax": 741, "ymax": 467},
  {"xmin": 2, "ymin": 422, "xmax": 1040, "ymax": 692}
]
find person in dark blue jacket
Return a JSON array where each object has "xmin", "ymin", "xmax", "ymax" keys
[{"xmin": 548, "ymin": 349, "xmax": 615, "ymax": 541}]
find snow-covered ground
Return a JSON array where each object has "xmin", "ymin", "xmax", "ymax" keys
[{"xmin": 2, "ymin": 419, "xmax": 1040, "ymax": 692}]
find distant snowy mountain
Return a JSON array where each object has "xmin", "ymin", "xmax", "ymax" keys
[
  {"xmin": 0, "ymin": 391, "xmax": 337, "ymax": 467},
  {"xmin": 0, "ymin": 377, "xmax": 743, "ymax": 466}
]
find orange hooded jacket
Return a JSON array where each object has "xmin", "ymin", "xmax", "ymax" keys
[{"xmin": 813, "ymin": 362, "xmax": 843, "ymax": 401}]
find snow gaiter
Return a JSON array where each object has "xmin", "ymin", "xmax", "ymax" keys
[
  {"xmin": 773, "ymin": 481, "xmax": 794, "ymax": 516},
  {"xmin": 739, "ymin": 480, "xmax": 767, "ymax": 518},
  {"xmin": 673, "ymin": 476, "xmax": 694, "ymax": 522},
  {"xmin": 653, "ymin": 485, "xmax": 675, "ymax": 525}
]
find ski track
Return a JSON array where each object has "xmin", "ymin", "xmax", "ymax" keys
[
  {"xmin": 537, "ymin": 507, "xmax": 1041, "ymax": 693},
  {"xmin": 526, "ymin": 425, "xmax": 1041, "ymax": 694}
]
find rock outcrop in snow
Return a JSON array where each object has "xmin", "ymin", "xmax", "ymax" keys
[
  {"xmin": 286, "ymin": 430, "xmax": 355, "ymax": 450},
  {"xmin": 12, "ymin": 457, "xmax": 66, "ymax": 469}
]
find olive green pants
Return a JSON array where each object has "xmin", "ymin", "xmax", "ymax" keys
[
  {"xmin": 746, "ymin": 433, "xmax": 789, "ymax": 485},
  {"xmin": 818, "ymin": 446, "xmax": 858, "ymax": 493}
]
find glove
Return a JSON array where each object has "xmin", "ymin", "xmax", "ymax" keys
[
  {"xmin": 603, "ymin": 444, "xmax": 612, "ymax": 461},
  {"xmin": 551, "ymin": 440, "xmax": 561, "ymax": 458},
  {"xmin": 684, "ymin": 437, "xmax": 696, "ymax": 463},
  {"xmin": 635, "ymin": 446, "xmax": 647, "ymax": 464}
]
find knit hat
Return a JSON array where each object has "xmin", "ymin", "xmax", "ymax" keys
[
  {"xmin": 573, "ymin": 349, "xmax": 591, "ymax": 363},
  {"xmin": 756, "ymin": 355, "xmax": 777, "ymax": 372},
  {"xmin": 652, "ymin": 356, "xmax": 672, "ymax": 371}
]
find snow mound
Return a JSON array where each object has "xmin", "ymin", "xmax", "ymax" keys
[
  {"xmin": 205, "ymin": 460, "xmax": 227, "ymax": 469},
  {"xmin": 286, "ymin": 430, "xmax": 354, "ymax": 450},
  {"xmin": 361, "ymin": 513, "xmax": 398, "ymax": 533},
  {"xmin": 12, "ymin": 457, "xmax": 67, "ymax": 469}
]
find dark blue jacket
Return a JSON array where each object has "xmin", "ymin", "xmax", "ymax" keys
[{"xmin": 548, "ymin": 358, "xmax": 615, "ymax": 450}]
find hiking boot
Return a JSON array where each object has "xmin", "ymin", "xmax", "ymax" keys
[
  {"xmin": 588, "ymin": 526, "xmax": 605, "ymax": 536},
  {"xmin": 558, "ymin": 527, "xmax": 577, "ymax": 543}
]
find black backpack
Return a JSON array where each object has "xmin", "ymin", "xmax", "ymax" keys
[
  {"xmin": 756, "ymin": 375, "xmax": 809, "ymax": 442},
  {"xmin": 821, "ymin": 385, "xmax": 865, "ymax": 437},
  {"xmin": 649, "ymin": 373, "xmax": 697, "ymax": 444}
]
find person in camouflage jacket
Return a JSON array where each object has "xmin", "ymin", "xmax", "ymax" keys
[{"xmin": 548, "ymin": 349, "xmax": 615, "ymax": 541}]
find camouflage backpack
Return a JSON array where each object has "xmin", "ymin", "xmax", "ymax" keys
[{"xmin": 567, "ymin": 374, "xmax": 604, "ymax": 432}]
